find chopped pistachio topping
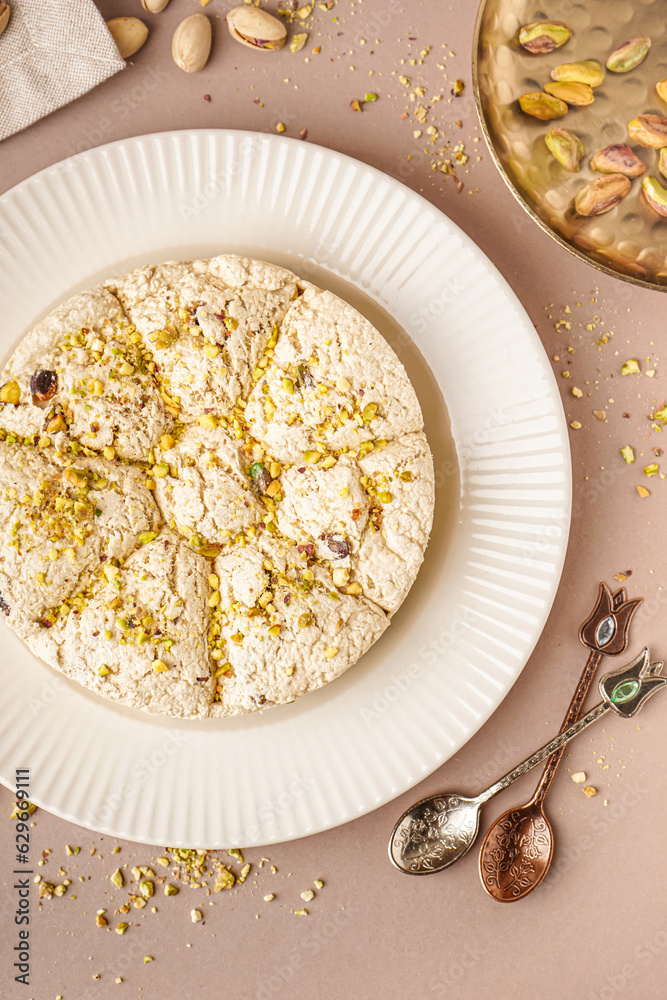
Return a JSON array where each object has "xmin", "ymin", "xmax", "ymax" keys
[
  {"xmin": 110, "ymin": 868, "xmax": 125, "ymax": 889},
  {"xmin": 621, "ymin": 358, "xmax": 640, "ymax": 375}
]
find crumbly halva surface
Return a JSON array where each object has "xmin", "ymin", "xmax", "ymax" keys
[{"xmin": 0, "ymin": 255, "xmax": 434, "ymax": 718}]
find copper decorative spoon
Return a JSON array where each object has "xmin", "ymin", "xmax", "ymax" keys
[{"xmin": 478, "ymin": 583, "xmax": 641, "ymax": 902}]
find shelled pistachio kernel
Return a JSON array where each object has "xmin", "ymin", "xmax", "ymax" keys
[
  {"xmin": 0, "ymin": 380, "xmax": 20, "ymax": 404},
  {"xmin": 545, "ymin": 128, "xmax": 584, "ymax": 172},
  {"xmin": 518, "ymin": 20, "xmax": 571, "ymax": 54},
  {"xmin": 110, "ymin": 868, "xmax": 125, "ymax": 888},
  {"xmin": 606, "ymin": 36, "xmax": 651, "ymax": 73},
  {"xmin": 574, "ymin": 174, "xmax": 631, "ymax": 216},
  {"xmin": 550, "ymin": 60, "xmax": 604, "ymax": 87},
  {"xmin": 659, "ymin": 148, "xmax": 667, "ymax": 181},
  {"xmin": 519, "ymin": 92, "xmax": 568, "ymax": 121},
  {"xmin": 628, "ymin": 114, "xmax": 667, "ymax": 149},
  {"xmin": 642, "ymin": 176, "xmax": 667, "ymax": 217},
  {"xmin": 544, "ymin": 81, "xmax": 594, "ymax": 106},
  {"xmin": 590, "ymin": 144, "xmax": 646, "ymax": 178},
  {"xmin": 290, "ymin": 31, "xmax": 307, "ymax": 52}
]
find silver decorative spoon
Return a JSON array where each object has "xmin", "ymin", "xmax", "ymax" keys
[{"xmin": 389, "ymin": 649, "xmax": 666, "ymax": 875}]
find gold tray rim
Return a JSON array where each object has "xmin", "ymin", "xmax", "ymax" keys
[{"xmin": 471, "ymin": 0, "xmax": 667, "ymax": 294}]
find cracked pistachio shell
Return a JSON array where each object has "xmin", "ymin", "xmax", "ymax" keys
[
  {"xmin": 590, "ymin": 144, "xmax": 646, "ymax": 178},
  {"xmin": 106, "ymin": 17, "xmax": 148, "ymax": 59},
  {"xmin": 545, "ymin": 128, "xmax": 584, "ymax": 172},
  {"xmin": 519, "ymin": 91, "xmax": 568, "ymax": 120},
  {"xmin": 226, "ymin": 6, "xmax": 287, "ymax": 50},
  {"xmin": 628, "ymin": 114, "xmax": 667, "ymax": 149},
  {"xmin": 574, "ymin": 174, "xmax": 631, "ymax": 217},
  {"xmin": 544, "ymin": 80, "xmax": 594, "ymax": 106},
  {"xmin": 518, "ymin": 20, "xmax": 571, "ymax": 54},
  {"xmin": 550, "ymin": 60, "xmax": 605, "ymax": 88},
  {"xmin": 658, "ymin": 79, "xmax": 667, "ymax": 102},
  {"xmin": 642, "ymin": 176, "xmax": 667, "ymax": 217},
  {"xmin": 606, "ymin": 36, "xmax": 651, "ymax": 73},
  {"xmin": 659, "ymin": 148, "xmax": 667, "ymax": 181},
  {"xmin": 0, "ymin": 3, "xmax": 10, "ymax": 37},
  {"xmin": 141, "ymin": 0, "xmax": 170, "ymax": 11},
  {"xmin": 172, "ymin": 13, "xmax": 211, "ymax": 73}
]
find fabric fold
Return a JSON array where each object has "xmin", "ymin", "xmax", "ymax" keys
[{"xmin": 0, "ymin": 0, "xmax": 125, "ymax": 141}]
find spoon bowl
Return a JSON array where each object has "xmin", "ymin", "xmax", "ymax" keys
[
  {"xmin": 389, "ymin": 793, "xmax": 482, "ymax": 875},
  {"xmin": 479, "ymin": 796, "xmax": 553, "ymax": 901}
]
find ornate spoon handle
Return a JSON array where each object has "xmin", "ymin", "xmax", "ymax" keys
[
  {"xmin": 532, "ymin": 649, "xmax": 601, "ymax": 806},
  {"xmin": 531, "ymin": 582, "xmax": 641, "ymax": 806},
  {"xmin": 479, "ymin": 702, "xmax": 609, "ymax": 805}
]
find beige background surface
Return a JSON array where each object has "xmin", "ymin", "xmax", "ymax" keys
[{"xmin": 1, "ymin": 2, "xmax": 666, "ymax": 998}]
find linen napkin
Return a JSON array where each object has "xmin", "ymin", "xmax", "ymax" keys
[{"xmin": 0, "ymin": 0, "xmax": 125, "ymax": 141}]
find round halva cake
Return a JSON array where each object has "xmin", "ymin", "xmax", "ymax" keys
[{"xmin": 0, "ymin": 255, "xmax": 434, "ymax": 718}]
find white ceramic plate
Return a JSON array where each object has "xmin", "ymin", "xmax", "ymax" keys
[{"xmin": 0, "ymin": 131, "xmax": 571, "ymax": 848}]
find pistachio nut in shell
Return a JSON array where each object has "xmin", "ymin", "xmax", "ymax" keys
[
  {"xmin": 0, "ymin": 3, "xmax": 11, "ymax": 37},
  {"xmin": 106, "ymin": 17, "xmax": 148, "ymax": 59},
  {"xmin": 518, "ymin": 20, "xmax": 571, "ymax": 55},
  {"xmin": 545, "ymin": 128, "xmax": 584, "ymax": 172},
  {"xmin": 606, "ymin": 36, "xmax": 651, "ymax": 73},
  {"xmin": 518, "ymin": 91, "xmax": 568, "ymax": 121},
  {"xmin": 226, "ymin": 6, "xmax": 286, "ymax": 50},
  {"xmin": 574, "ymin": 173, "xmax": 631, "ymax": 217},
  {"xmin": 544, "ymin": 81, "xmax": 594, "ymax": 106},
  {"xmin": 550, "ymin": 60, "xmax": 605, "ymax": 88},
  {"xmin": 659, "ymin": 148, "xmax": 667, "ymax": 182},
  {"xmin": 628, "ymin": 114, "xmax": 667, "ymax": 149},
  {"xmin": 590, "ymin": 144, "xmax": 646, "ymax": 178},
  {"xmin": 642, "ymin": 176, "xmax": 667, "ymax": 217},
  {"xmin": 658, "ymin": 79, "xmax": 667, "ymax": 103},
  {"xmin": 172, "ymin": 13, "xmax": 211, "ymax": 73},
  {"xmin": 141, "ymin": 0, "xmax": 170, "ymax": 11}
]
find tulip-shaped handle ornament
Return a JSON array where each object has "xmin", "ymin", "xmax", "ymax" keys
[
  {"xmin": 579, "ymin": 582, "xmax": 642, "ymax": 655},
  {"xmin": 600, "ymin": 647, "xmax": 667, "ymax": 716}
]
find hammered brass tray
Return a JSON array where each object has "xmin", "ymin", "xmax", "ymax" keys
[{"xmin": 473, "ymin": 0, "xmax": 667, "ymax": 291}]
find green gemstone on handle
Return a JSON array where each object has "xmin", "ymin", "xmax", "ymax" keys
[{"xmin": 611, "ymin": 679, "xmax": 640, "ymax": 704}]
